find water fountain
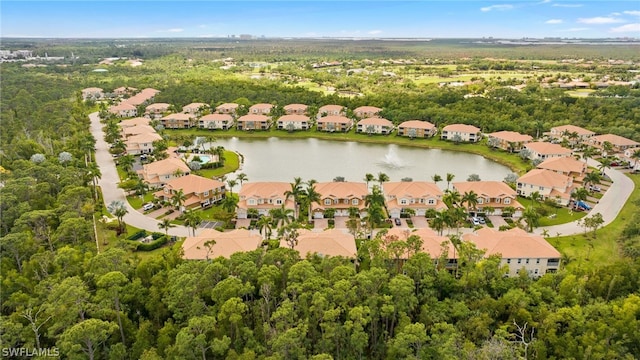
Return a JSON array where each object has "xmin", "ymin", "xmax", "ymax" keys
[{"xmin": 380, "ymin": 146, "xmax": 406, "ymax": 169}]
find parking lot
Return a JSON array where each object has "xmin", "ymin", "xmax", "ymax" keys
[{"xmin": 200, "ymin": 220, "xmax": 224, "ymax": 229}]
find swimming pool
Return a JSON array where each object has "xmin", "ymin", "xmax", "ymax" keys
[{"xmin": 199, "ymin": 155, "xmax": 211, "ymax": 164}]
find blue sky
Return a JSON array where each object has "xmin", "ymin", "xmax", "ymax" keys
[{"xmin": 2, "ymin": 1, "xmax": 639, "ymax": 38}]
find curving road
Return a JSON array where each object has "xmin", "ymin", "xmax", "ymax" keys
[
  {"xmin": 90, "ymin": 112, "xmax": 193, "ymax": 237},
  {"xmin": 533, "ymin": 158, "xmax": 635, "ymax": 237}
]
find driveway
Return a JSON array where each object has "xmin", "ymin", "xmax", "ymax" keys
[
  {"xmin": 488, "ymin": 215, "xmax": 508, "ymax": 228},
  {"xmin": 410, "ymin": 216, "xmax": 430, "ymax": 229},
  {"xmin": 534, "ymin": 158, "xmax": 635, "ymax": 237},
  {"xmin": 90, "ymin": 112, "xmax": 192, "ymax": 237}
]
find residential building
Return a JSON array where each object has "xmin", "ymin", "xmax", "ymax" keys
[
  {"xmin": 199, "ymin": 113, "xmax": 234, "ymax": 130},
  {"xmin": 516, "ymin": 169, "xmax": 574, "ymax": 205},
  {"xmin": 549, "ymin": 124, "xmax": 595, "ymax": 143},
  {"xmin": 121, "ymin": 124, "xmax": 157, "ymax": 138},
  {"xmin": 382, "ymin": 181, "xmax": 446, "ymax": 218},
  {"xmin": 453, "ymin": 181, "xmax": 524, "ymax": 217},
  {"xmin": 236, "ymin": 114, "xmax": 270, "ymax": 131},
  {"xmin": 587, "ymin": 134, "xmax": 640, "ymax": 153},
  {"xmin": 237, "ymin": 182, "xmax": 295, "ymax": 219},
  {"xmin": 536, "ymin": 157, "xmax": 587, "ymax": 181},
  {"xmin": 249, "ymin": 103, "xmax": 274, "ymax": 115},
  {"xmin": 113, "ymin": 86, "xmax": 137, "ymax": 97},
  {"xmin": 317, "ymin": 104, "xmax": 345, "ymax": 119},
  {"xmin": 277, "ymin": 114, "xmax": 311, "ymax": 131},
  {"xmin": 215, "ymin": 103, "xmax": 239, "ymax": 116},
  {"xmin": 316, "ymin": 115, "xmax": 352, "ymax": 132},
  {"xmin": 524, "ymin": 142, "xmax": 572, "ymax": 161},
  {"xmin": 487, "ymin": 131, "xmax": 533, "ymax": 152},
  {"xmin": 440, "ymin": 124, "xmax": 481, "ymax": 142},
  {"xmin": 354, "ymin": 106, "xmax": 382, "ymax": 119},
  {"xmin": 145, "ymin": 103, "xmax": 171, "ymax": 119},
  {"xmin": 182, "ymin": 102, "xmax": 209, "ymax": 116},
  {"xmin": 284, "ymin": 103, "xmax": 308, "ymax": 115},
  {"xmin": 118, "ymin": 117, "xmax": 149, "ymax": 128},
  {"xmin": 154, "ymin": 174, "xmax": 225, "ymax": 210},
  {"xmin": 463, "ymin": 227, "xmax": 561, "ymax": 277},
  {"xmin": 182, "ymin": 229, "xmax": 262, "ymax": 260},
  {"xmin": 312, "ymin": 182, "xmax": 369, "ymax": 218},
  {"xmin": 161, "ymin": 113, "xmax": 195, "ymax": 129},
  {"xmin": 356, "ymin": 117, "xmax": 394, "ymax": 135},
  {"xmin": 397, "ymin": 120, "xmax": 437, "ymax": 138},
  {"xmin": 109, "ymin": 102, "xmax": 137, "ymax": 118},
  {"xmin": 282, "ymin": 229, "xmax": 357, "ymax": 259},
  {"xmin": 125, "ymin": 132, "xmax": 163, "ymax": 155},
  {"xmin": 622, "ymin": 148, "xmax": 640, "ymax": 171},
  {"xmin": 137, "ymin": 157, "xmax": 190, "ymax": 188},
  {"xmin": 81, "ymin": 87, "xmax": 104, "ymax": 101},
  {"xmin": 125, "ymin": 88, "xmax": 160, "ymax": 106}
]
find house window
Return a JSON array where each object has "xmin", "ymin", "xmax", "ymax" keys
[
  {"xmin": 507, "ymin": 259, "xmax": 511, "ymax": 264},
  {"xmin": 352, "ymin": 199, "xmax": 359, "ymax": 205},
  {"xmin": 517, "ymin": 259, "xmax": 522, "ymax": 264},
  {"xmin": 526, "ymin": 259, "xmax": 530, "ymax": 264},
  {"xmin": 495, "ymin": 198, "xmax": 501, "ymax": 204},
  {"xmin": 539, "ymin": 186, "xmax": 544, "ymax": 190},
  {"xmin": 428, "ymin": 199, "xmax": 435, "ymax": 205},
  {"xmin": 536, "ymin": 259, "xmax": 540, "ymax": 264},
  {"xmin": 400, "ymin": 199, "xmax": 408, "ymax": 205},
  {"xmin": 344, "ymin": 199, "xmax": 349, "ymax": 204},
  {"xmin": 419, "ymin": 198, "xmax": 425, "ymax": 204},
  {"xmin": 204, "ymin": 191, "xmax": 209, "ymax": 196},
  {"xmin": 534, "ymin": 269, "xmax": 539, "ymax": 275},
  {"xmin": 248, "ymin": 199, "xmax": 256, "ymax": 205},
  {"xmin": 324, "ymin": 199, "xmax": 332, "ymax": 206},
  {"xmin": 504, "ymin": 198, "xmax": 511, "ymax": 204},
  {"xmin": 334, "ymin": 199, "xmax": 339, "ymax": 205},
  {"xmin": 478, "ymin": 198, "xmax": 484, "ymax": 204},
  {"xmin": 275, "ymin": 199, "xmax": 283, "ymax": 205}
]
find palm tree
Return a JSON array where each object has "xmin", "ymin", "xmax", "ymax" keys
[
  {"xmin": 601, "ymin": 141, "xmax": 614, "ymax": 157},
  {"xmin": 598, "ymin": 158, "xmax": 612, "ymax": 176},
  {"xmin": 184, "ymin": 210, "xmax": 202, "ymax": 236},
  {"xmin": 431, "ymin": 211, "xmax": 446, "ymax": 236},
  {"xmin": 461, "ymin": 190, "xmax": 479, "ymax": 214},
  {"xmin": 432, "ymin": 174, "xmax": 442, "ymax": 187},
  {"xmin": 270, "ymin": 205, "xmax": 294, "ymax": 229},
  {"xmin": 529, "ymin": 191, "xmax": 542, "ymax": 208},
  {"xmin": 443, "ymin": 189, "xmax": 461, "ymax": 208},
  {"xmin": 581, "ymin": 146, "xmax": 597, "ymax": 163},
  {"xmin": 583, "ymin": 171, "xmax": 601, "ymax": 192},
  {"xmin": 377, "ymin": 172, "xmax": 389, "ymax": 186},
  {"xmin": 236, "ymin": 173, "xmax": 248, "ymax": 186},
  {"xmin": 256, "ymin": 215, "xmax": 273, "ymax": 240},
  {"xmin": 305, "ymin": 183, "xmax": 321, "ymax": 223},
  {"xmin": 118, "ymin": 154, "xmax": 135, "ymax": 175},
  {"xmin": 364, "ymin": 173, "xmax": 375, "ymax": 188},
  {"xmin": 158, "ymin": 218, "xmax": 175, "ymax": 237},
  {"xmin": 445, "ymin": 173, "xmax": 455, "ymax": 190},
  {"xmin": 107, "ymin": 200, "xmax": 128, "ymax": 235},
  {"xmin": 285, "ymin": 177, "xmax": 304, "ymax": 220},
  {"xmin": 172, "ymin": 189, "xmax": 187, "ymax": 213},
  {"xmin": 227, "ymin": 179, "xmax": 238, "ymax": 196},
  {"xmin": 631, "ymin": 149, "xmax": 640, "ymax": 170},
  {"xmin": 572, "ymin": 187, "xmax": 589, "ymax": 203},
  {"xmin": 522, "ymin": 206, "xmax": 540, "ymax": 232},
  {"xmin": 133, "ymin": 178, "xmax": 149, "ymax": 201},
  {"xmin": 221, "ymin": 196, "xmax": 238, "ymax": 214}
]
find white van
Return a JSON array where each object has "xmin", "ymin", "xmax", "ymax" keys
[{"xmin": 142, "ymin": 203, "xmax": 154, "ymax": 211}]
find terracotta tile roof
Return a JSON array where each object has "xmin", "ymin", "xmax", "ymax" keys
[
  {"xmin": 239, "ymin": 182, "xmax": 290, "ymax": 199},
  {"xmin": 200, "ymin": 113, "xmax": 233, "ymax": 121},
  {"xmin": 517, "ymin": 169, "xmax": 571, "ymax": 188},
  {"xmin": 126, "ymin": 132, "xmax": 162, "ymax": 144},
  {"xmin": 525, "ymin": 142, "xmax": 572, "ymax": 155},
  {"xmin": 487, "ymin": 131, "xmax": 533, "ymax": 143},
  {"xmin": 590, "ymin": 134, "xmax": 639, "ymax": 147},
  {"xmin": 357, "ymin": 117, "xmax": 393, "ymax": 127},
  {"xmin": 249, "ymin": 103, "xmax": 274, "ymax": 111},
  {"xmin": 354, "ymin": 106, "xmax": 382, "ymax": 113},
  {"xmin": 278, "ymin": 114, "xmax": 310, "ymax": 123},
  {"xmin": 284, "ymin": 104, "xmax": 308, "ymax": 111},
  {"xmin": 317, "ymin": 115, "xmax": 351, "ymax": 124},
  {"xmin": 145, "ymin": 103, "xmax": 171, "ymax": 111},
  {"xmin": 237, "ymin": 114, "xmax": 269, "ymax": 122},
  {"xmin": 119, "ymin": 117, "xmax": 150, "ymax": 128},
  {"xmin": 182, "ymin": 229, "xmax": 263, "ymax": 259},
  {"xmin": 114, "ymin": 86, "xmax": 137, "ymax": 93},
  {"xmin": 318, "ymin": 104, "xmax": 345, "ymax": 113},
  {"xmin": 442, "ymin": 124, "xmax": 480, "ymax": 134},
  {"xmin": 161, "ymin": 113, "xmax": 193, "ymax": 121},
  {"xmin": 109, "ymin": 103, "xmax": 137, "ymax": 111},
  {"xmin": 82, "ymin": 87, "xmax": 103, "ymax": 92},
  {"xmin": 164, "ymin": 174, "xmax": 225, "ymax": 195},
  {"xmin": 183, "ymin": 103, "xmax": 209, "ymax": 111},
  {"xmin": 551, "ymin": 124, "xmax": 595, "ymax": 136},
  {"xmin": 383, "ymin": 181, "xmax": 443, "ymax": 199},
  {"xmin": 122, "ymin": 124, "xmax": 156, "ymax": 136},
  {"xmin": 216, "ymin": 103, "xmax": 239, "ymax": 110},
  {"xmin": 141, "ymin": 157, "xmax": 190, "ymax": 177},
  {"xmin": 453, "ymin": 181, "xmax": 516, "ymax": 199},
  {"xmin": 537, "ymin": 157, "xmax": 586, "ymax": 174},
  {"xmin": 314, "ymin": 182, "xmax": 368, "ymax": 199},
  {"xmin": 398, "ymin": 120, "xmax": 436, "ymax": 130},
  {"xmin": 283, "ymin": 229, "xmax": 357, "ymax": 258},
  {"xmin": 463, "ymin": 227, "xmax": 561, "ymax": 259},
  {"xmin": 382, "ymin": 228, "xmax": 453, "ymax": 259}
]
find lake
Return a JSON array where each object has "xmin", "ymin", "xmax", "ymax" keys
[{"xmin": 205, "ymin": 137, "xmax": 512, "ymax": 188}]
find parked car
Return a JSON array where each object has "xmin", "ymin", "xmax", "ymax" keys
[
  {"xmin": 478, "ymin": 217, "xmax": 486, "ymax": 224},
  {"xmin": 471, "ymin": 217, "xmax": 482, "ymax": 226},
  {"xmin": 394, "ymin": 218, "xmax": 402, "ymax": 226},
  {"xmin": 142, "ymin": 203, "xmax": 154, "ymax": 211},
  {"xmin": 589, "ymin": 185, "xmax": 601, "ymax": 192}
]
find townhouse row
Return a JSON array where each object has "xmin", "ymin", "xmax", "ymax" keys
[{"xmin": 182, "ymin": 225, "xmax": 561, "ymax": 278}]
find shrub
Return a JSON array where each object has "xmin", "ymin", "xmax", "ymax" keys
[
  {"xmin": 135, "ymin": 236, "xmax": 168, "ymax": 251},
  {"xmin": 127, "ymin": 230, "xmax": 147, "ymax": 240},
  {"xmin": 499, "ymin": 225, "xmax": 513, "ymax": 231}
]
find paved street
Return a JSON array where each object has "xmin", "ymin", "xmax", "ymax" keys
[{"xmin": 90, "ymin": 112, "xmax": 192, "ymax": 237}]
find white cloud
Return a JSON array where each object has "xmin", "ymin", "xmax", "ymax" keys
[
  {"xmin": 564, "ymin": 27, "xmax": 589, "ymax": 32},
  {"xmin": 610, "ymin": 23, "xmax": 640, "ymax": 33},
  {"xmin": 480, "ymin": 4, "xmax": 513, "ymax": 12},
  {"xmin": 577, "ymin": 17, "xmax": 625, "ymax": 24},
  {"xmin": 610, "ymin": 12, "xmax": 621, "ymax": 16},
  {"xmin": 552, "ymin": 3, "xmax": 583, "ymax": 8},
  {"xmin": 623, "ymin": 10, "xmax": 640, "ymax": 16},
  {"xmin": 546, "ymin": 19, "xmax": 563, "ymax": 24},
  {"xmin": 166, "ymin": 28, "xmax": 184, "ymax": 33},
  {"xmin": 368, "ymin": 30, "xmax": 382, "ymax": 35}
]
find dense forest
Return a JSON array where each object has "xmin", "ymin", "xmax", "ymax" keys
[{"xmin": 1, "ymin": 40, "xmax": 640, "ymax": 359}]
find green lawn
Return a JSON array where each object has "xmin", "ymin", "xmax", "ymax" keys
[
  {"xmin": 550, "ymin": 173, "xmax": 640, "ymax": 271},
  {"xmin": 516, "ymin": 196, "xmax": 587, "ymax": 226},
  {"xmin": 127, "ymin": 193, "xmax": 155, "ymax": 210},
  {"xmin": 195, "ymin": 150, "xmax": 240, "ymax": 179}
]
